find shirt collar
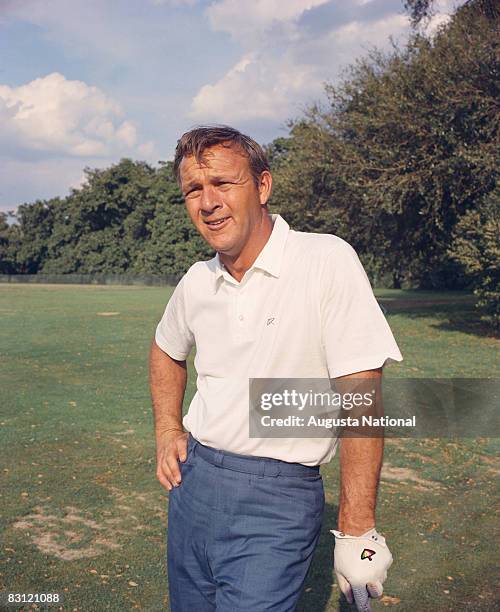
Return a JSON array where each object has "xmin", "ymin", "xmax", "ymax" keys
[{"xmin": 212, "ymin": 214, "xmax": 290, "ymax": 292}]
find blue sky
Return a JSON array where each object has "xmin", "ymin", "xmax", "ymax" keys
[{"xmin": 0, "ymin": 0, "xmax": 464, "ymax": 216}]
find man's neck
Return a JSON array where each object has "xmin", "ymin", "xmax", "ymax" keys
[{"xmin": 219, "ymin": 213, "xmax": 274, "ymax": 283}]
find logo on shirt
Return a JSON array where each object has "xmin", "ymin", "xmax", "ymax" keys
[
  {"xmin": 266, "ymin": 317, "xmax": 276, "ymax": 326},
  {"xmin": 361, "ymin": 548, "xmax": 376, "ymax": 561}
]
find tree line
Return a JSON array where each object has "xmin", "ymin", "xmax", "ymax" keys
[{"xmin": 0, "ymin": 0, "xmax": 497, "ymax": 326}]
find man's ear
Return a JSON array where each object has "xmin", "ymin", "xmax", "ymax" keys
[{"xmin": 258, "ymin": 171, "xmax": 273, "ymax": 205}]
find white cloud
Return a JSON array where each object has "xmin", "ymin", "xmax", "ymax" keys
[
  {"xmin": 193, "ymin": 0, "xmax": 336, "ymax": 122},
  {"xmin": 192, "ymin": 0, "xmax": 469, "ymax": 126},
  {"xmin": 319, "ymin": 13, "xmax": 410, "ymax": 60},
  {"xmin": 207, "ymin": 0, "xmax": 330, "ymax": 41},
  {"xmin": 422, "ymin": 12, "xmax": 452, "ymax": 36},
  {"xmin": 189, "ymin": 52, "xmax": 318, "ymax": 122},
  {"xmin": 0, "ymin": 72, "xmax": 139, "ymax": 158},
  {"xmin": 189, "ymin": 12, "xmax": 411, "ymax": 123}
]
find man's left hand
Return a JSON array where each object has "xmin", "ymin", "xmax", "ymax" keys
[{"xmin": 331, "ymin": 528, "xmax": 392, "ymax": 611}]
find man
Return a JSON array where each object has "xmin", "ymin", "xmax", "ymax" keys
[{"xmin": 149, "ymin": 126, "xmax": 402, "ymax": 611}]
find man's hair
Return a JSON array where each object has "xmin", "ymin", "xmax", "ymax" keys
[{"xmin": 173, "ymin": 125, "xmax": 270, "ymax": 187}]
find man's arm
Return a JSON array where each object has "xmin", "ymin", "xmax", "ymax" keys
[
  {"xmin": 149, "ymin": 339, "xmax": 189, "ymax": 491},
  {"xmin": 332, "ymin": 367, "xmax": 392, "ymax": 610},
  {"xmin": 338, "ymin": 436, "xmax": 383, "ymax": 535},
  {"xmin": 337, "ymin": 367, "xmax": 383, "ymax": 536}
]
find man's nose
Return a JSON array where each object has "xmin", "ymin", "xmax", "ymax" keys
[{"xmin": 199, "ymin": 186, "xmax": 222, "ymax": 214}]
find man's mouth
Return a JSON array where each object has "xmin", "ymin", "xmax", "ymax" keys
[{"xmin": 204, "ymin": 216, "xmax": 231, "ymax": 230}]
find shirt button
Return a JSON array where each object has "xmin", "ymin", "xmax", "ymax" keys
[{"xmin": 238, "ymin": 314, "xmax": 244, "ymax": 321}]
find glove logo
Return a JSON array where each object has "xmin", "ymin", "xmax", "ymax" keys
[{"xmin": 360, "ymin": 548, "xmax": 376, "ymax": 561}]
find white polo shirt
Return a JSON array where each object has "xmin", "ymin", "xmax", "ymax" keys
[{"xmin": 155, "ymin": 214, "xmax": 403, "ymax": 465}]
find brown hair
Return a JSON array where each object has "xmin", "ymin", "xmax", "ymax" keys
[{"xmin": 173, "ymin": 125, "xmax": 270, "ymax": 187}]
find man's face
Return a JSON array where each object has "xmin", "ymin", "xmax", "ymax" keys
[{"xmin": 179, "ymin": 144, "xmax": 270, "ymax": 256}]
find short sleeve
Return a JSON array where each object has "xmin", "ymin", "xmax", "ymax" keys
[
  {"xmin": 155, "ymin": 275, "xmax": 194, "ymax": 360},
  {"xmin": 320, "ymin": 240, "xmax": 403, "ymax": 378}
]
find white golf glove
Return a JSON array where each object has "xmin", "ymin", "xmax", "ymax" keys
[{"xmin": 330, "ymin": 528, "xmax": 392, "ymax": 611}]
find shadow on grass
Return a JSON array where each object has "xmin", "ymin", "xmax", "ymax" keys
[
  {"xmin": 297, "ymin": 502, "xmax": 356, "ymax": 612},
  {"xmin": 379, "ymin": 295, "xmax": 497, "ymax": 339}
]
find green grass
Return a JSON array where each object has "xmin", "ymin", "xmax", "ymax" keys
[{"xmin": 0, "ymin": 285, "xmax": 498, "ymax": 611}]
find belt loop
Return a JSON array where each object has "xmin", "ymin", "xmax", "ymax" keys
[
  {"xmin": 258, "ymin": 460, "xmax": 265, "ymax": 478},
  {"xmin": 215, "ymin": 449, "xmax": 224, "ymax": 466}
]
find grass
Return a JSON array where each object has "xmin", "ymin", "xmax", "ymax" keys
[{"xmin": 0, "ymin": 284, "xmax": 498, "ymax": 611}]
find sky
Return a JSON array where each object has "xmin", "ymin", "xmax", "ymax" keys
[{"xmin": 0, "ymin": 0, "xmax": 465, "ymax": 216}]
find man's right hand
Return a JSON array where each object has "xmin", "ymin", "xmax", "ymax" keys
[{"xmin": 156, "ymin": 429, "xmax": 189, "ymax": 491}]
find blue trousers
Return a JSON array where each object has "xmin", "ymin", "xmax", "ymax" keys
[{"xmin": 167, "ymin": 434, "xmax": 325, "ymax": 611}]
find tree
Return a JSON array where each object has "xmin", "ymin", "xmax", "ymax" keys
[
  {"xmin": 404, "ymin": 0, "xmax": 499, "ymax": 26},
  {"xmin": 404, "ymin": 0, "xmax": 434, "ymax": 26},
  {"xmin": 0, "ymin": 213, "xmax": 19, "ymax": 274},
  {"xmin": 38, "ymin": 159, "xmax": 213, "ymax": 277},
  {"xmin": 13, "ymin": 200, "xmax": 55, "ymax": 273},
  {"xmin": 448, "ymin": 189, "xmax": 499, "ymax": 328},
  {"xmin": 133, "ymin": 162, "xmax": 213, "ymax": 277},
  {"xmin": 42, "ymin": 159, "xmax": 158, "ymax": 274},
  {"xmin": 269, "ymin": 0, "xmax": 499, "ymax": 289}
]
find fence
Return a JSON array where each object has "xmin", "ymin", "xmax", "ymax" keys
[{"xmin": 0, "ymin": 274, "xmax": 180, "ymax": 287}]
